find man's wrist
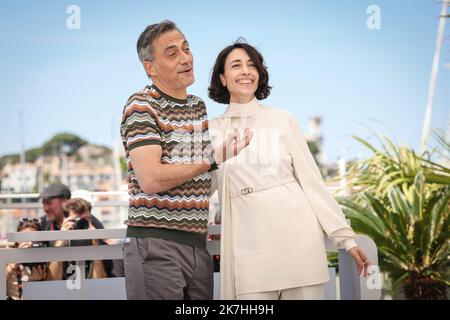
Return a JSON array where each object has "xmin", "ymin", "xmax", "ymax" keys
[
  {"xmin": 205, "ymin": 154, "xmax": 219, "ymax": 172},
  {"xmin": 208, "ymin": 160, "xmax": 218, "ymax": 172}
]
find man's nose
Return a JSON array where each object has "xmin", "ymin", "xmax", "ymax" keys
[{"xmin": 179, "ymin": 50, "xmax": 192, "ymax": 64}]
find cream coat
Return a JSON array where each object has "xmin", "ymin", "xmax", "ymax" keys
[{"xmin": 209, "ymin": 98, "xmax": 357, "ymax": 299}]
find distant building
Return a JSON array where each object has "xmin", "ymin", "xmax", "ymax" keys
[
  {"xmin": 0, "ymin": 144, "xmax": 125, "ymax": 194},
  {"xmin": 34, "ymin": 144, "xmax": 118, "ymax": 192},
  {"xmin": 0, "ymin": 163, "xmax": 37, "ymax": 193}
]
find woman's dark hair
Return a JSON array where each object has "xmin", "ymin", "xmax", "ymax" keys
[{"xmin": 208, "ymin": 39, "xmax": 272, "ymax": 104}]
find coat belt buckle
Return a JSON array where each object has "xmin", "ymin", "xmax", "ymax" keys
[{"xmin": 241, "ymin": 187, "xmax": 253, "ymax": 195}]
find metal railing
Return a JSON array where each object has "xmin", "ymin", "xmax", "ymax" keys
[
  {"xmin": 0, "ymin": 226, "xmax": 381, "ymax": 300},
  {"xmin": 0, "ymin": 190, "xmax": 381, "ymax": 300},
  {"xmin": 0, "ymin": 191, "xmax": 130, "ymax": 240},
  {"xmin": 0, "ymin": 187, "xmax": 345, "ymax": 240}
]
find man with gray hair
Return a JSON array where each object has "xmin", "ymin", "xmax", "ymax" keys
[{"xmin": 120, "ymin": 20, "xmax": 250, "ymax": 299}]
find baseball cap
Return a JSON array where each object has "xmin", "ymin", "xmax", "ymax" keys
[{"xmin": 39, "ymin": 183, "xmax": 71, "ymax": 200}]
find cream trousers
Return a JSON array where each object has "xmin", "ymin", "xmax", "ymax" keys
[{"xmin": 236, "ymin": 284, "xmax": 325, "ymax": 300}]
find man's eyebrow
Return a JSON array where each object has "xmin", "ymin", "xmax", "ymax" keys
[
  {"xmin": 164, "ymin": 45, "xmax": 177, "ymax": 53},
  {"xmin": 163, "ymin": 41, "xmax": 189, "ymax": 54}
]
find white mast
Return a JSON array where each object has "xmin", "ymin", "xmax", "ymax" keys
[{"xmin": 420, "ymin": 1, "xmax": 448, "ymax": 154}]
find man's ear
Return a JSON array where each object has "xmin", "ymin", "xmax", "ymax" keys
[
  {"xmin": 144, "ymin": 61, "xmax": 157, "ymax": 78},
  {"xmin": 219, "ymin": 74, "xmax": 226, "ymax": 87}
]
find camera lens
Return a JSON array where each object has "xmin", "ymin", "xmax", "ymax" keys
[{"xmin": 74, "ymin": 218, "xmax": 89, "ymax": 230}]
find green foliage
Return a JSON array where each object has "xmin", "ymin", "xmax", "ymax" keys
[
  {"xmin": 337, "ymin": 132, "xmax": 449, "ymax": 299},
  {"xmin": 0, "ymin": 133, "xmax": 104, "ymax": 171},
  {"xmin": 341, "ymin": 172, "xmax": 449, "ymax": 289},
  {"xmin": 307, "ymin": 140, "xmax": 319, "ymax": 155},
  {"xmin": 344, "ymin": 133, "xmax": 449, "ymax": 202},
  {"xmin": 0, "ymin": 154, "xmax": 20, "ymax": 171},
  {"xmin": 119, "ymin": 157, "xmax": 128, "ymax": 179},
  {"xmin": 40, "ymin": 132, "xmax": 88, "ymax": 157}
]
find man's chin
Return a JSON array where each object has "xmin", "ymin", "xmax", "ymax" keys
[
  {"xmin": 178, "ymin": 70, "xmax": 194, "ymax": 82},
  {"xmin": 183, "ymin": 76, "xmax": 195, "ymax": 87}
]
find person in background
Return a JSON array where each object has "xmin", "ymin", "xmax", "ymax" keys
[
  {"xmin": 6, "ymin": 219, "xmax": 47, "ymax": 300},
  {"xmin": 39, "ymin": 183, "xmax": 103, "ymax": 231},
  {"xmin": 46, "ymin": 198, "xmax": 112, "ymax": 280}
]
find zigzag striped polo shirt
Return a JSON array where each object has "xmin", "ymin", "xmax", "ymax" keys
[{"xmin": 120, "ymin": 85, "xmax": 212, "ymax": 247}]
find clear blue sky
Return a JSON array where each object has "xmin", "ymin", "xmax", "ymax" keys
[{"xmin": 0, "ymin": 0, "xmax": 448, "ymax": 163}]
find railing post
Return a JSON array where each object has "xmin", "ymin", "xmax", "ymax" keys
[
  {"xmin": 0, "ymin": 263, "xmax": 6, "ymax": 300},
  {"xmin": 338, "ymin": 249, "xmax": 361, "ymax": 300}
]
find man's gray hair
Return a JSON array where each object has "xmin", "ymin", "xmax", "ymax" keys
[{"xmin": 137, "ymin": 20, "xmax": 182, "ymax": 63}]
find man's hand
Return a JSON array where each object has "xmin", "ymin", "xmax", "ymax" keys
[
  {"xmin": 53, "ymin": 216, "xmax": 77, "ymax": 247},
  {"xmin": 60, "ymin": 217, "xmax": 76, "ymax": 231},
  {"xmin": 214, "ymin": 128, "xmax": 253, "ymax": 165},
  {"xmin": 348, "ymin": 246, "xmax": 370, "ymax": 277}
]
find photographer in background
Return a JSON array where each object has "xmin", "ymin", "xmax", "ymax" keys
[
  {"xmin": 39, "ymin": 183, "xmax": 104, "ymax": 231},
  {"xmin": 6, "ymin": 219, "xmax": 48, "ymax": 300},
  {"xmin": 46, "ymin": 198, "xmax": 113, "ymax": 280}
]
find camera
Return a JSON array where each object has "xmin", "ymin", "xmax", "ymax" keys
[
  {"xmin": 70, "ymin": 217, "xmax": 92, "ymax": 246},
  {"xmin": 73, "ymin": 217, "xmax": 89, "ymax": 230},
  {"xmin": 22, "ymin": 242, "xmax": 48, "ymax": 269}
]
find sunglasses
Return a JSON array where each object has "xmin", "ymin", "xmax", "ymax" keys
[{"xmin": 19, "ymin": 218, "xmax": 41, "ymax": 225}]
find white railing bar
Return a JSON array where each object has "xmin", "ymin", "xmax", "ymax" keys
[
  {"xmin": 7, "ymin": 226, "xmax": 221, "ymax": 243},
  {"xmin": 7, "ymin": 229, "xmax": 127, "ymax": 242},
  {"xmin": 0, "ymin": 201, "xmax": 129, "ymax": 210},
  {"xmin": 0, "ymin": 191, "xmax": 129, "ymax": 199},
  {"xmin": 0, "ymin": 245, "xmax": 124, "ymax": 300},
  {"xmin": 0, "ymin": 186, "xmax": 345, "ymax": 200}
]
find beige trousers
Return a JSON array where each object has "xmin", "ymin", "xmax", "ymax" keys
[{"xmin": 236, "ymin": 284, "xmax": 325, "ymax": 300}]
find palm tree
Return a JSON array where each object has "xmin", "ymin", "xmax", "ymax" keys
[
  {"xmin": 340, "ymin": 172, "xmax": 449, "ymax": 299},
  {"xmin": 431, "ymin": 127, "xmax": 450, "ymax": 159},
  {"xmin": 343, "ymin": 134, "xmax": 449, "ymax": 202},
  {"xmin": 336, "ymin": 134, "xmax": 449, "ymax": 299}
]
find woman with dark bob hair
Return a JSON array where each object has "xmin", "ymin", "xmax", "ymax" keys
[{"xmin": 207, "ymin": 40, "xmax": 370, "ymax": 300}]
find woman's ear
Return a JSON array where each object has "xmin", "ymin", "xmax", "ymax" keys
[
  {"xmin": 219, "ymin": 74, "xmax": 226, "ymax": 87},
  {"xmin": 144, "ymin": 61, "xmax": 157, "ymax": 78}
]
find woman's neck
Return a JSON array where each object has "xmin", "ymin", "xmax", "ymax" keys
[{"xmin": 229, "ymin": 95, "xmax": 255, "ymax": 104}]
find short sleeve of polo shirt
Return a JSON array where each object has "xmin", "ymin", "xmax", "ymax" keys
[{"xmin": 121, "ymin": 98, "xmax": 162, "ymax": 151}]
